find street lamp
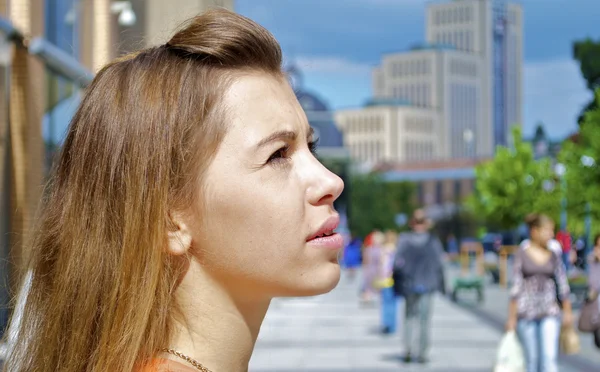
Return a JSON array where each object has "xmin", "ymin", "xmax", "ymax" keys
[
  {"xmin": 463, "ymin": 128, "xmax": 474, "ymax": 158},
  {"xmin": 555, "ymin": 163, "xmax": 567, "ymax": 231},
  {"xmin": 111, "ymin": 1, "xmax": 137, "ymax": 27},
  {"xmin": 580, "ymin": 155, "xmax": 595, "ymax": 264}
]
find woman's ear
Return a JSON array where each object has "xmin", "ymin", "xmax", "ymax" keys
[{"xmin": 167, "ymin": 213, "xmax": 193, "ymax": 256}]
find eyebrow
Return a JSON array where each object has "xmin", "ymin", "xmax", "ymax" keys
[{"xmin": 255, "ymin": 127, "xmax": 315, "ymax": 150}]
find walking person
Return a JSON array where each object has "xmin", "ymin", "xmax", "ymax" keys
[
  {"xmin": 587, "ymin": 235, "xmax": 600, "ymax": 348},
  {"xmin": 506, "ymin": 214, "xmax": 574, "ymax": 372},
  {"xmin": 343, "ymin": 236, "xmax": 363, "ymax": 280},
  {"xmin": 361, "ymin": 230, "xmax": 382, "ymax": 304},
  {"xmin": 394, "ymin": 209, "xmax": 446, "ymax": 364},
  {"xmin": 376, "ymin": 230, "xmax": 399, "ymax": 334}
]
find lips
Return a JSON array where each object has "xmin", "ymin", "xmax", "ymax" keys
[{"xmin": 307, "ymin": 215, "xmax": 340, "ymax": 242}]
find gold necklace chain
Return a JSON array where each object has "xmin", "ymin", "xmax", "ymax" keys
[{"xmin": 162, "ymin": 348, "xmax": 213, "ymax": 372}]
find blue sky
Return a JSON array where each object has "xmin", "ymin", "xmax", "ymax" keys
[{"xmin": 236, "ymin": 0, "xmax": 600, "ymax": 140}]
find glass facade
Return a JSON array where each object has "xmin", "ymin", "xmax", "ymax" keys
[
  {"xmin": 450, "ymin": 83, "xmax": 478, "ymax": 158},
  {"xmin": 44, "ymin": 0, "xmax": 82, "ymax": 174},
  {"xmin": 492, "ymin": 0, "xmax": 508, "ymax": 147}
]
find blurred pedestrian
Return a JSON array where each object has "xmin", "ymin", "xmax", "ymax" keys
[
  {"xmin": 506, "ymin": 214, "xmax": 573, "ymax": 372},
  {"xmin": 556, "ymin": 230, "xmax": 573, "ymax": 272},
  {"xmin": 343, "ymin": 236, "xmax": 363, "ymax": 280},
  {"xmin": 589, "ymin": 234, "xmax": 600, "ymax": 293},
  {"xmin": 394, "ymin": 209, "xmax": 445, "ymax": 364},
  {"xmin": 447, "ymin": 233, "xmax": 459, "ymax": 262},
  {"xmin": 376, "ymin": 230, "xmax": 399, "ymax": 334},
  {"xmin": 361, "ymin": 230, "xmax": 383, "ymax": 304}
]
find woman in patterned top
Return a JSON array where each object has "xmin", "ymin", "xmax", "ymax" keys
[{"xmin": 506, "ymin": 213, "xmax": 573, "ymax": 372}]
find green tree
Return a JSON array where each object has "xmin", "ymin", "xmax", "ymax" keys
[
  {"xmin": 573, "ymin": 38, "xmax": 600, "ymax": 124},
  {"xmin": 384, "ymin": 181, "xmax": 417, "ymax": 227},
  {"xmin": 469, "ymin": 126, "xmax": 561, "ymax": 230},
  {"xmin": 348, "ymin": 174, "xmax": 415, "ymax": 237},
  {"xmin": 558, "ymin": 89, "xmax": 600, "ymax": 236}
]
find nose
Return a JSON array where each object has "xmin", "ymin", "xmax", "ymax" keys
[{"xmin": 306, "ymin": 159, "xmax": 344, "ymax": 206}]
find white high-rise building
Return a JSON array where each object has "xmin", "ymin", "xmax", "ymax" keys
[
  {"xmin": 372, "ymin": 46, "xmax": 484, "ymax": 158},
  {"xmin": 426, "ymin": 0, "xmax": 523, "ymax": 152},
  {"xmin": 337, "ymin": 0, "xmax": 522, "ymax": 163},
  {"xmin": 335, "ymin": 99, "xmax": 441, "ymax": 164}
]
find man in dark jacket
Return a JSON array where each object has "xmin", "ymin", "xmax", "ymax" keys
[{"xmin": 394, "ymin": 209, "xmax": 445, "ymax": 364}]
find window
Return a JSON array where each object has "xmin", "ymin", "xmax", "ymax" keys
[
  {"xmin": 453, "ymin": 180, "xmax": 461, "ymax": 200},
  {"xmin": 466, "ymin": 31, "xmax": 472, "ymax": 52},
  {"xmin": 436, "ymin": 181, "xmax": 443, "ymax": 204}
]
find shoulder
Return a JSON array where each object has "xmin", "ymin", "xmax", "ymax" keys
[
  {"xmin": 137, "ymin": 359, "xmax": 198, "ymax": 372},
  {"xmin": 547, "ymin": 239, "xmax": 563, "ymax": 255}
]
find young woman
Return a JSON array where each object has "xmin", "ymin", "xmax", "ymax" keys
[
  {"xmin": 3, "ymin": 9, "xmax": 344, "ymax": 372},
  {"xmin": 506, "ymin": 214, "xmax": 573, "ymax": 372}
]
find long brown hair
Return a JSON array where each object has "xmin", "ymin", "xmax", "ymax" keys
[{"xmin": 3, "ymin": 9, "xmax": 282, "ymax": 372}]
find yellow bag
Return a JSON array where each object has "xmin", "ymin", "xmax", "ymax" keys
[{"xmin": 559, "ymin": 325, "xmax": 581, "ymax": 355}]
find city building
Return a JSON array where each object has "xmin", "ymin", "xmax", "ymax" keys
[
  {"xmin": 335, "ymin": 98, "xmax": 441, "ymax": 164},
  {"xmin": 376, "ymin": 158, "xmax": 491, "ymax": 218},
  {"xmin": 372, "ymin": 45, "xmax": 484, "ymax": 159},
  {"xmin": 337, "ymin": 0, "xmax": 522, "ymax": 164},
  {"xmin": 425, "ymin": 0, "xmax": 523, "ymax": 151}
]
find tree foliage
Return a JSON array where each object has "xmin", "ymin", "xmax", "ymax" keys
[
  {"xmin": 558, "ymin": 89, "xmax": 600, "ymax": 235},
  {"xmin": 573, "ymin": 38, "xmax": 600, "ymax": 124},
  {"xmin": 348, "ymin": 174, "xmax": 416, "ymax": 237},
  {"xmin": 469, "ymin": 126, "xmax": 561, "ymax": 230}
]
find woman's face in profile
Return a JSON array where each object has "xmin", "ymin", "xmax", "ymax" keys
[{"xmin": 191, "ymin": 72, "xmax": 344, "ymax": 298}]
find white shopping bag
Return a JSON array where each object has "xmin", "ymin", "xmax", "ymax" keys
[{"xmin": 494, "ymin": 331, "xmax": 525, "ymax": 372}]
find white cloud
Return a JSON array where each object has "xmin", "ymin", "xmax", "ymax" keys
[
  {"xmin": 523, "ymin": 58, "xmax": 592, "ymax": 139},
  {"xmin": 294, "ymin": 56, "xmax": 373, "ymax": 75}
]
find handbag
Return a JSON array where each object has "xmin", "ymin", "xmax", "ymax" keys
[
  {"xmin": 577, "ymin": 289, "xmax": 600, "ymax": 333},
  {"xmin": 559, "ymin": 325, "xmax": 581, "ymax": 355}
]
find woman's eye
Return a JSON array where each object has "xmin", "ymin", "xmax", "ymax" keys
[{"xmin": 266, "ymin": 145, "xmax": 290, "ymax": 165}]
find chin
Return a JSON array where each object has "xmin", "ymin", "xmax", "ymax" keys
[{"xmin": 278, "ymin": 262, "xmax": 341, "ymax": 298}]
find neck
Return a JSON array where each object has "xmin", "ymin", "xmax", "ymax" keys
[
  {"xmin": 529, "ymin": 240, "xmax": 545, "ymax": 250},
  {"xmin": 167, "ymin": 261, "xmax": 270, "ymax": 372}
]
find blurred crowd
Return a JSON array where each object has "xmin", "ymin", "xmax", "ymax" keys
[{"xmin": 339, "ymin": 209, "xmax": 600, "ymax": 369}]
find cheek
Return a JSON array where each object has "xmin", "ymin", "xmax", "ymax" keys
[{"xmin": 197, "ymin": 174, "xmax": 306, "ymax": 269}]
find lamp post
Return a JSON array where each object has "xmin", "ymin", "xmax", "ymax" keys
[
  {"xmin": 111, "ymin": 1, "xmax": 137, "ymax": 27},
  {"xmin": 463, "ymin": 128, "xmax": 474, "ymax": 158},
  {"xmin": 554, "ymin": 163, "xmax": 567, "ymax": 231},
  {"xmin": 580, "ymin": 155, "xmax": 595, "ymax": 265}
]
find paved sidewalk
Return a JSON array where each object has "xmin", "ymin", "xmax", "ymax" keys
[{"xmin": 250, "ymin": 270, "xmax": 521, "ymax": 371}]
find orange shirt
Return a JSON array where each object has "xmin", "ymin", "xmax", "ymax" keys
[{"xmin": 138, "ymin": 358, "xmax": 198, "ymax": 372}]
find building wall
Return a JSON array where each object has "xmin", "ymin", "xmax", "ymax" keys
[
  {"xmin": 398, "ymin": 107, "xmax": 441, "ymax": 161},
  {"xmin": 335, "ymin": 106, "xmax": 441, "ymax": 164},
  {"xmin": 441, "ymin": 51, "xmax": 484, "ymax": 158},
  {"xmin": 80, "ymin": 0, "xmax": 114, "ymax": 72},
  {"xmin": 506, "ymin": 3, "xmax": 523, "ymax": 141},
  {"xmin": 379, "ymin": 50, "xmax": 436, "ymax": 109},
  {"xmin": 426, "ymin": 0, "xmax": 479, "ymax": 53},
  {"xmin": 427, "ymin": 0, "xmax": 523, "ymax": 151},
  {"xmin": 335, "ymin": 107, "xmax": 391, "ymax": 164},
  {"xmin": 144, "ymin": 0, "xmax": 235, "ymax": 47}
]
